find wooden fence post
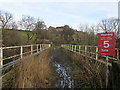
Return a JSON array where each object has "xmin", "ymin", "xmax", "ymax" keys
[
  {"xmin": 31, "ymin": 45, "xmax": 33, "ymax": 55},
  {"xmin": 20, "ymin": 46, "xmax": 23, "ymax": 58},
  {"xmin": 0, "ymin": 47, "xmax": 3, "ymax": 68}
]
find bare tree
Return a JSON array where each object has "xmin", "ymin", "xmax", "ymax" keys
[
  {"xmin": 34, "ymin": 19, "xmax": 47, "ymax": 43},
  {"xmin": 10, "ymin": 21, "xmax": 18, "ymax": 30},
  {"xmin": 98, "ymin": 18, "xmax": 119, "ymax": 37},
  {"xmin": 19, "ymin": 15, "xmax": 35, "ymax": 44},
  {"xmin": 35, "ymin": 18, "xmax": 46, "ymax": 30},
  {"xmin": 98, "ymin": 18, "xmax": 120, "ymax": 47},
  {"xmin": 0, "ymin": 10, "xmax": 13, "ymax": 30}
]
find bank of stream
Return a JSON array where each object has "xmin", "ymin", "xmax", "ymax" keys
[
  {"xmin": 50, "ymin": 47, "xmax": 104, "ymax": 88},
  {"xmin": 50, "ymin": 47, "xmax": 76, "ymax": 88}
]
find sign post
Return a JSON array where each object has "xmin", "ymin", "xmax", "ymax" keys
[
  {"xmin": 106, "ymin": 56, "xmax": 108, "ymax": 88},
  {"xmin": 98, "ymin": 32, "xmax": 115, "ymax": 88}
]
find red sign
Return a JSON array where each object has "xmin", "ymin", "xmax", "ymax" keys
[{"xmin": 98, "ymin": 32, "xmax": 115, "ymax": 56}]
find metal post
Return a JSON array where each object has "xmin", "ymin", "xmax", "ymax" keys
[
  {"xmin": 0, "ymin": 27, "xmax": 2, "ymax": 89},
  {"xmin": 62, "ymin": 45, "xmax": 64, "ymax": 48},
  {"xmin": 118, "ymin": 1, "xmax": 120, "ymax": 47},
  {"xmin": 68, "ymin": 45, "xmax": 70, "ymax": 50},
  {"xmin": 40, "ymin": 44, "xmax": 41, "ymax": 51},
  {"xmin": 96, "ymin": 47, "xmax": 98, "ymax": 60},
  {"xmin": 85, "ymin": 45, "xmax": 87, "ymax": 54},
  {"xmin": 42, "ymin": 44, "xmax": 43, "ymax": 50},
  {"xmin": 31, "ymin": 45, "xmax": 33, "ymax": 55},
  {"xmin": 106, "ymin": 56, "xmax": 109, "ymax": 88},
  {"xmin": 20, "ymin": 46, "xmax": 23, "ymax": 58},
  {"xmin": 0, "ymin": 47, "xmax": 3, "ymax": 68},
  {"xmin": 49, "ymin": 44, "xmax": 51, "ymax": 47},
  {"xmin": 75, "ymin": 45, "xmax": 76, "ymax": 52},
  {"xmin": 37, "ymin": 44, "xmax": 38, "ymax": 53},
  {"xmin": 72, "ymin": 45, "xmax": 74, "ymax": 52},
  {"xmin": 117, "ymin": 49, "xmax": 119, "ymax": 60}
]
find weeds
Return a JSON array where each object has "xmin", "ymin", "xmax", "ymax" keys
[
  {"xmin": 62, "ymin": 48, "xmax": 106, "ymax": 88},
  {"xmin": 3, "ymin": 48, "xmax": 55, "ymax": 88}
]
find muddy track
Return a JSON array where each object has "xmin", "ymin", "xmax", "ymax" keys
[{"xmin": 50, "ymin": 47, "xmax": 75, "ymax": 88}]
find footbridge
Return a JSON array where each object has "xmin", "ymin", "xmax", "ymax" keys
[{"xmin": 0, "ymin": 44, "xmax": 120, "ymax": 88}]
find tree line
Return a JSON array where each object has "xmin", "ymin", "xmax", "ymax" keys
[{"xmin": 0, "ymin": 10, "xmax": 119, "ymax": 48}]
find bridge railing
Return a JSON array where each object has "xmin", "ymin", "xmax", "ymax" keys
[
  {"xmin": 0, "ymin": 44, "xmax": 51, "ymax": 78},
  {"xmin": 61, "ymin": 44, "xmax": 120, "ymax": 66}
]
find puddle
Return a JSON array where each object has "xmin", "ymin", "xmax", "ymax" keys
[{"xmin": 53, "ymin": 61, "xmax": 74, "ymax": 88}]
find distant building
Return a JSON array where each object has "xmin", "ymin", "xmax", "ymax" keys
[
  {"xmin": 55, "ymin": 27, "xmax": 64, "ymax": 32},
  {"xmin": 48, "ymin": 26, "xmax": 64, "ymax": 32}
]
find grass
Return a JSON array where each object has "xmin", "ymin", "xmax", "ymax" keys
[
  {"xmin": 3, "ymin": 46, "xmax": 107, "ymax": 88},
  {"xmin": 17, "ymin": 30, "xmax": 36, "ymax": 41},
  {"xmin": 3, "ymin": 29, "xmax": 36, "ymax": 44},
  {"xmin": 3, "ymin": 48, "xmax": 55, "ymax": 88},
  {"xmin": 61, "ymin": 48, "xmax": 106, "ymax": 88}
]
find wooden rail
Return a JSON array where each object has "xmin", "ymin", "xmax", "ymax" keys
[{"xmin": 61, "ymin": 44, "xmax": 120, "ymax": 66}]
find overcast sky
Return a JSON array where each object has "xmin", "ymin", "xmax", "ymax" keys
[{"xmin": 0, "ymin": 0, "xmax": 118, "ymax": 30}]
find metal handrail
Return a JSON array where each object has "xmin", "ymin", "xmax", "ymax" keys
[
  {"xmin": 0, "ymin": 44, "xmax": 51, "ymax": 78},
  {"xmin": 62, "ymin": 44, "xmax": 120, "ymax": 67}
]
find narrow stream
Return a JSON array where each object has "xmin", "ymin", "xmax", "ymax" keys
[
  {"xmin": 51, "ymin": 48, "xmax": 74, "ymax": 88},
  {"xmin": 53, "ymin": 61, "xmax": 74, "ymax": 88}
]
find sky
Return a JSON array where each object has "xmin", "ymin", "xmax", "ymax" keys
[{"xmin": 0, "ymin": 0, "xmax": 118, "ymax": 30}]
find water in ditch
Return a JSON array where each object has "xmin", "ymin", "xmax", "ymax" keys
[
  {"xmin": 53, "ymin": 61, "xmax": 74, "ymax": 88},
  {"xmin": 50, "ymin": 47, "xmax": 74, "ymax": 88}
]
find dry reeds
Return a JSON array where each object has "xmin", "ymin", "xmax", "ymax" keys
[
  {"xmin": 11, "ymin": 49, "xmax": 53, "ymax": 88},
  {"xmin": 63, "ymin": 48, "xmax": 106, "ymax": 88}
]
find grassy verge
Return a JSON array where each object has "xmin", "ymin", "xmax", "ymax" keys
[
  {"xmin": 3, "ymin": 48, "xmax": 56, "ymax": 88},
  {"xmin": 61, "ymin": 48, "xmax": 106, "ymax": 88}
]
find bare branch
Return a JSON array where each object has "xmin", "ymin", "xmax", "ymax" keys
[{"xmin": 0, "ymin": 10, "xmax": 13, "ymax": 30}]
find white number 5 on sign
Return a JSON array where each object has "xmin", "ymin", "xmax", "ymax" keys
[{"xmin": 104, "ymin": 41, "xmax": 110, "ymax": 48}]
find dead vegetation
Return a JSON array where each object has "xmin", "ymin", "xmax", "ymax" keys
[
  {"xmin": 3, "ymin": 48, "xmax": 55, "ymax": 88},
  {"xmin": 62, "ymin": 48, "xmax": 106, "ymax": 88},
  {"xmin": 3, "ymin": 47, "xmax": 108, "ymax": 88}
]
